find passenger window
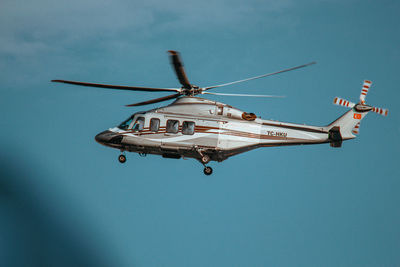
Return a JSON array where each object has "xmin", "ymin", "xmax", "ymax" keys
[
  {"xmin": 166, "ymin": 120, "xmax": 179, "ymax": 134},
  {"xmin": 150, "ymin": 118, "xmax": 160, "ymax": 132},
  {"xmin": 182, "ymin": 121, "xmax": 195, "ymax": 135},
  {"xmin": 132, "ymin": 117, "xmax": 145, "ymax": 132}
]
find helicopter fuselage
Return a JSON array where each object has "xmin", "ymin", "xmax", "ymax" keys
[{"xmin": 95, "ymin": 96, "xmax": 338, "ymax": 163}]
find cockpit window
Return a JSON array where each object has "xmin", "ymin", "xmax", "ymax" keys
[
  {"xmin": 118, "ymin": 116, "xmax": 134, "ymax": 130},
  {"xmin": 132, "ymin": 117, "xmax": 145, "ymax": 132}
]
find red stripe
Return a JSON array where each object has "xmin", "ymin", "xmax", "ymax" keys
[
  {"xmin": 361, "ymin": 92, "xmax": 367, "ymax": 95},
  {"xmin": 365, "ymin": 80, "xmax": 372, "ymax": 84},
  {"xmin": 385, "ymin": 110, "xmax": 388, "ymax": 116},
  {"xmin": 339, "ymin": 99, "xmax": 343, "ymax": 105},
  {"xmin": 362, "ymin": 89, "xmax": 368, "ymax": 92}
]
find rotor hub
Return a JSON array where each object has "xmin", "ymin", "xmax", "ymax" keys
[
  {"xmin": 354, "ymin": 103, "xmax": 373, "ymax": 112},
  {"xmin": 181, "ymin": 85, "xmax": 202, "ymax": 96}
]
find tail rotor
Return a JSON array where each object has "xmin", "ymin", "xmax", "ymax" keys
[
  {"xmin": 334, "ymin": 80, "xmax": 388, "ymax": 116},
  {"xmin": 332, "ymin": 79, "xmax": 388, "ymax": 136}
]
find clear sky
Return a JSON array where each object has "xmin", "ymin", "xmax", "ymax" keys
[{"xmin": 1, "ymin": 0, "xmax": 399, "ymax": 266}]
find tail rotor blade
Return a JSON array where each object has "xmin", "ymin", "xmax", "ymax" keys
[
  {"xmin": 352, "ymin": 122, "xmax": 361, "ymax": 134},
  {"xmin": 333, "ymin": 97, "xmax": 355, "ymax": 108},
  {"xmin": 168, "ymin": 50, "xmax": 192, "ymax": 89},
  {"xmin": 371, "ymin": 106, "xmax": 389, "ymax": 116},
  {"xmin": 359, "ymin": 80, "xmax": 372, "ymax": 104}
]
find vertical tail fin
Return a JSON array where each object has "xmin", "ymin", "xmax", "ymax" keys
[{"xmin": 328, "ymin": 109, "xmax": 368, "ymax": 140}]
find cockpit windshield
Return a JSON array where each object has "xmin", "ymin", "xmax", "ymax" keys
[
  {"xmin": 118, "ymin": 116, "xmax": 134, "ymax": 130},
  {"xmin": 118, "ymin": 114, "xmax": 145, "ymax": 131}
]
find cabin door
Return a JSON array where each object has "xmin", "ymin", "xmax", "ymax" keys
[
  {"xmin": 218, "ymin": 121, "xmax": 262, "ymax": 149},
  {"xmin": 217, "ymin": 121, "xmax": 230, "ymax": 149}
]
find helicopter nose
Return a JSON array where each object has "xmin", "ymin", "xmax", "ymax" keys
[
  {"xmin": 95, "ymin": 130, "xmax": 124, "ymax": 145},
  {"xmin": 95, "ymin": 130, "xmax": 114, "ymax": 144}
]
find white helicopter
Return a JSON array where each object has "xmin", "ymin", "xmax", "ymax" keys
[{"xmin": 52, "ymin": 51, "xmax": 388, "ymax": 175}]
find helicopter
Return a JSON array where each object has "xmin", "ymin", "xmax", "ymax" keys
[{"xmin": 52, "ymin": 50, "xmax": 388, "ymax": 175}]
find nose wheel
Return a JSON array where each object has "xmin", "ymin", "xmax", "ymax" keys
[
  {"xmin": 118, "ymin": 154, "xmax": 126, "ymax": 163},
  {"xmin": 203, "ymin": 166, "xmax": 213, "ymax": 176}
]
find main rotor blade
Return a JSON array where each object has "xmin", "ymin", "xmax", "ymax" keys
[
  {"xmin": 125, "ymin": 93, "xmax": 181, "ymax": 107},
  {"xmin": 203, "ymin": 92, "xmax": 285, "ymax": 98},
  {"xmin": 204, "ymin": 62, "xmax": 316, "ymax": 90},
  {"xmin": 51, "ymin": 80, "xmax": 180, "ymax": 92},
  {"xmin": 168, "ymin": 50, "xmax": 192, "ymax": 89}
]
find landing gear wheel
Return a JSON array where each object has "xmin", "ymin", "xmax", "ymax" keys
[
  {"xmin": 203, "ymin": 166, "xmax": 213, "ymax": 176},
  {"xmin": 118, "ymin": 154, "xmax": 126, "ymax": 163},
  {"xmin": 201, "ymin": 155, "xmax": 210, "ymax": 164}
]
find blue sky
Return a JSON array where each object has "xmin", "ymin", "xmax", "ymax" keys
[{"xmin": 1, "ymin": 0, "xmax": 399, "ymax": 266}]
